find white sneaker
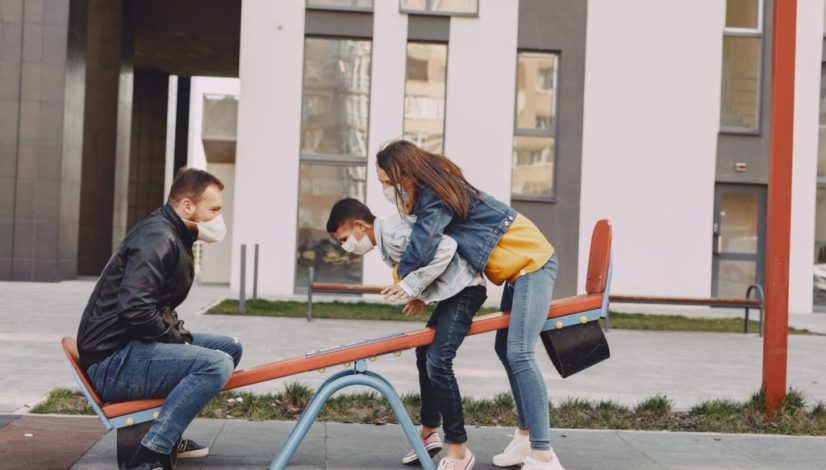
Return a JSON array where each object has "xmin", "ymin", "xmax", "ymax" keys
[
  {"xmin": 522, "ymin": 451, "xmax": 566, "ymax": 470},
  {"xmin": 491, "ymin": 430, "xmax": 530, "ymax": 467}
]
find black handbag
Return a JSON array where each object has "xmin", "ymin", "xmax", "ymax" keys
[{"xmin": 540, "ymin": 320, "xmax": 610, "ymax": 378}]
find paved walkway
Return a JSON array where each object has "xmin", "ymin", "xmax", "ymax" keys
[
  {"xmin": 1, "ymin": 415, "xmax": 823, "ymax": 470},
  {"xmin": 1, "ymin": 280, "xmax": 825, "ymax": 414}
]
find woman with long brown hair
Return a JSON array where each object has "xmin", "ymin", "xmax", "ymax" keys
[{"xmin": 377, "ymin": 140, "xmax": 564, "ymax": 470}]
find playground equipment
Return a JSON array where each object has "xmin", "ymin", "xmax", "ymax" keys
[{"xmin": 61, "ymin": 220, "xmax": 612, "ymax": 469}]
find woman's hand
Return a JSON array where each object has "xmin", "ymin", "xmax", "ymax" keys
[
  {"xmin": 403, "ymin": 299, "xmax": 427, "ymax": 317},
  {"xmin": 382, "ymin": 284, "xmax": 410, "ymax": 301}
]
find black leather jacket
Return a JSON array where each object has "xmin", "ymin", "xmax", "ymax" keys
[{"xmin": 77, "ymin": 204, "xmax": 197, "ymax": 370}]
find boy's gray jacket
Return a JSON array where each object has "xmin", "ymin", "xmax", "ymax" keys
[{"xmin": 375, "ymin": 214, "xmax": 482, "ymax": 303}]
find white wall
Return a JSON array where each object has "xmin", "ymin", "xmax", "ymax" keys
[
  {"xmin": 443, "ymin": 0, "xmax": 519, "ymax": 303},
  {"xmin": 231, "ymin": 0, "xmax": 520, "ymax": 299},
  {"xmin": 232, "ymin": 0, "xmax": 305, "ymax": 297},
  {"xmin": 363, "ymin": 0, "xmax": 520, "ymax": 303},
  {"xmin": 362, "ymin": 1, "xmax": 409, "ymax": 287},
  {"xmin": 444, "ymin": 0, "xmax": 518, "ymax": 205},
  {"xmin": 579, "ymin": 0, "xmax": 725, "ymax": 297},
  {"xmin": 223, "ymin": 0, "xmax": 825, "ymax": 309},
  {"xmin": 789, "ymin": 0, "xmax": 824, "ymax": 313}
]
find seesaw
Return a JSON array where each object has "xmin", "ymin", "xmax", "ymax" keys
[{"xmin": 61, "ymin": 220, "xmax": 612, "ymax": 470}]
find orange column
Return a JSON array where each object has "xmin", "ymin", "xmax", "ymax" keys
[{"xmin": 763, "ymin": 0, "xmax": 797, "ymax": 417}]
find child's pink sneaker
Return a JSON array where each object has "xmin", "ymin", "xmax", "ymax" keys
[
  {"xmin": 437, "ymin": 447, "xmax": 475, "ymax": 470},
  {"xmin": 402, "ymin": 431, "xmax": 443, "ymax": 465}
]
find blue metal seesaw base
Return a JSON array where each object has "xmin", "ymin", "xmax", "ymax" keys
[{"xmin": 269, "ymin": 359, "xmax": 436, "ymax": 470}]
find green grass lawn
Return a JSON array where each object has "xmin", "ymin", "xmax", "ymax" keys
[
  {"xmin": 206, "ymin": 299, "xmax": 818, "ymax": 335},
  {"xmin": 31, "ymin": 386, "xmax": 826, "ymax": 435}
]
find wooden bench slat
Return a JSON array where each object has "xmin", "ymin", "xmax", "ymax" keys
[
  {"xmin": 311, "ymin": 283, "xmax": 384, "ymax": 294},
  {"xmin": 609, "ymin": 295, "xmax": 760, "ymax": 307}
]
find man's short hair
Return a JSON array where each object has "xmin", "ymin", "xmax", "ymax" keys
[
  {"xmin": 168, "ymin": 168, "xmax": 224, "ymax": 205},
  {"xmin": 326, "ymin": 198, "xmax": 376, "ymax": 233}
]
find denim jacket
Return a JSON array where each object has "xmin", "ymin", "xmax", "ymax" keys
[
  {"xmin": 375, "ymin": 214, "xmax": 483, "ymax": 303},
  {"xmin": 396, "ymin": 186, "xmax": 517, "ymax": 280}
]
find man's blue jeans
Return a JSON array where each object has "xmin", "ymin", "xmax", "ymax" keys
[
  {"xmin": 87, "ymin": 334, "xmax": 243, "ymax": 454},
  {"xmin": 495, "ymin": 253, "xmax": 559, "ymax": 451}
]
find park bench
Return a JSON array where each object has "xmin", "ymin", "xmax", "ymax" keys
[
  {"xmin": 61, "ymin": 219, "xmax": 612, "ymax": 470},
  {"xmin": 608, "ymin": 284, "xmax": 765, "ymax": 335}
]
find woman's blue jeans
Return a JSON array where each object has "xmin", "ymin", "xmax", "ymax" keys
[{"xmin": 495, "ymin": 254, "xmax": 558, "ymax": 451}]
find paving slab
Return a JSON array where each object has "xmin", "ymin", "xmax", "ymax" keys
[
  {"xmin": 0, "ymin": 415, "xmax": 106, "ymax": 470},
  {"xmin": 63, "ymin": 417, "xmax": 826, "ymax": 470}
]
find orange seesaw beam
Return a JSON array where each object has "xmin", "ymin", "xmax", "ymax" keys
[
  {"xmin": 225, "ymin": 293, "xmax": 602, "ymax": 389},
  {"xmin": 101, "ymin": 293, "xmax": 602, "ymax": 419}
]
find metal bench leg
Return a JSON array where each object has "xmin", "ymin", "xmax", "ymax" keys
[
  {"xmin": 269, "ymin": 361, "xmax": 435, "ymax": 470},
  {"xmin": 745, "ymin": 284, "xmax": 765, "ymax": 337},
  {"xmin": 307, "ymin": 267, "xmax": 314, "ymax": 322},
  {"xmin": 759, "ymin": 306, "xmax": 764, "ymax": 337}
]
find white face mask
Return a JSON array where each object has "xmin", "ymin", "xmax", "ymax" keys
[
  {"xmin": 382, "ymin": 186, "xmax": 409, "ymax": 207},
  {"xmin": 341, "ymin": 231, "xmax": 374, "ymax": 255},
  {"xmin": 196, "ymin": 214, "xmax": 226, "ymax": 244},
  {"xmin": 382, "ymin": 186, "xmax": 397, "ymax": 205}
]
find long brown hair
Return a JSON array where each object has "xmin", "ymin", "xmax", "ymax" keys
[{"xmin": 376, "ymin": 140, "xmax": 478, "ymax": 220}]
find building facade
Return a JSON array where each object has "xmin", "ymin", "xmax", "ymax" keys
[{"xmin": 1, "ymin": 0, "xmax": 824, "ymax": 314}]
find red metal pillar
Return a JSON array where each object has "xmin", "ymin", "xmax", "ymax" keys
[{"xmin": 763, "ymin": 0, "xmax": 797, "ymax": 417}]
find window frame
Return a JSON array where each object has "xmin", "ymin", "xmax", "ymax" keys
[
  {"xmin": 511, "ymin": 49, "xmax": 561, "ymax": 203},
  {"xmin": 818, "ymin": 63, "xmax": 826, "ymax": 186},
  {"xmin": 306, "ymin": 0, "xmax": 374, "ymax": 13},
  {"xmin": 402, "ymin": 40, "xmax": 449, "ymax": 155},
  {"xmin": 719, "ymin": 0, "xmax": 765, "ymax": 135},
  {"xmin": 399, "ymin": 0, "xmax": 479, "ymax": 18},
  {"xmin": 298, "ymin": 35, "xmax": 374, "ymax": 163},
  {"xmin": 292, "ymin": 160, "xmax": 368, "ymax": 292},
  {"xmin": 814, "ymin": 63, "xmax": 826, "ymax": 308},
  {"xmin": 295, "ymin": 34, "xmax": 374, "ymax": 293}
]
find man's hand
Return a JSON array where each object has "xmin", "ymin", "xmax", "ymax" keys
[
  {"xmin": 382, "ymin": 283, "xmax": 411, "ymax": 302},
  {"xmin": 403, "ymin": 299, "xmax": 427, "ymax": 317}
]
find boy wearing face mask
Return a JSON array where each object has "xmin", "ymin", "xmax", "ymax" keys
[
  {"xmin": 76, "ymin": 168, "xmax": 243, "ymax": 470},
  {"xmin": 327, "ymin": 198, "xmax": 486, "ymax": 470}
]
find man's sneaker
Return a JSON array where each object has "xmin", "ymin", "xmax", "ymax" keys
[
  {"xmin": 522, "ymin": 451, "xmax": 566, "ymax": 470},
  {"xmin": 402, "ymin": 431, "xmax": 443, "ymax": 465},
  {"xmin": 492, "ymin": 430, "xmax": 530, "ymax": 467},
  {"xmin": 177, "ymin": 438, "xmax": 210, "ymax": 459},
  {"xmin": 119, "ymin": 462, "xmax": 163, "ymax": 470},
  {"xmin": 437, "ymin": 447, "xmax": 475, "ymax": 470}
]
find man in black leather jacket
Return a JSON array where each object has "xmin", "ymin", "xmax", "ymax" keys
[{"xmin": 76, "ymin": 168, "xmax": 243, "ymax": 470}]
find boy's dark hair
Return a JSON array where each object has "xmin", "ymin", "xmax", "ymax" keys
[
  {"xmin": 168, "ymin": 167, "xmax": 224, "ymax": 204},
  {"xmin": 326, "ymin": 198, "xmax": 376, "ymax": 233}
]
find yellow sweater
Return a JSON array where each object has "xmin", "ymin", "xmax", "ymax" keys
[{"xmin": 484, "ymin": 214, "xmax": 554, "ymax": 285}]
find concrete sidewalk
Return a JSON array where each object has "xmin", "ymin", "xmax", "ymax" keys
[
  {"xmin": 55, "ymin": 417, "xmax": 826, "ymax": 470},
  {"xmin": 1, "ymin": 280, "xmax": 825, "ymax": 414}
]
